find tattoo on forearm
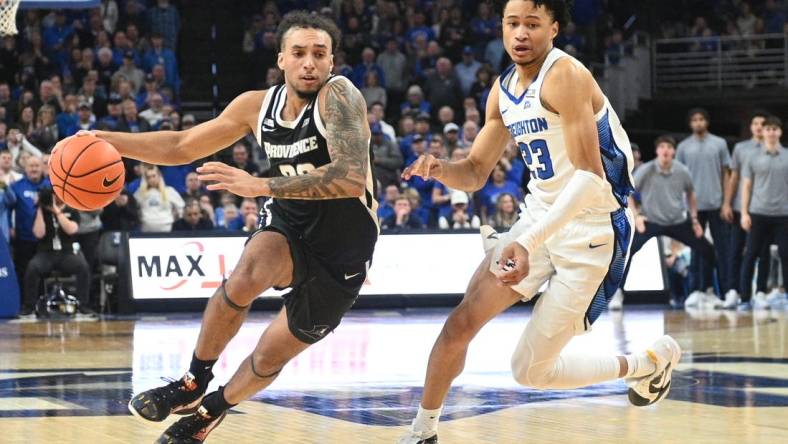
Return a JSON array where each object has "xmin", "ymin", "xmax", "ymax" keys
[{"xmin": 268, "ymin": 79, "xmax": 369, "ymax": 199}]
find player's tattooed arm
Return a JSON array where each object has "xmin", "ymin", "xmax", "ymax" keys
[{"xmin": 266, "ymin": 80, "xmax": 370, "ymax": 199}]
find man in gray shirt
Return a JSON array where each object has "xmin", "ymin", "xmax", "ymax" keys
[
  {"xmin": 721, "ymin": 110, "xmax": 771, "ymax": 308},
  {"xmin": 677, "ymin": 108, "xmax": 730, "ymax": 304},
  {"xmin": 613, "ymin": 136, "xmax": 716, "ymax": 309},
  {"xmin": 739, "ymin": 115, "xmax": 788, "ymax": 309},
  {"xmin": 376, "ymin": 39, "xmax": 408, "ymax": 117}
]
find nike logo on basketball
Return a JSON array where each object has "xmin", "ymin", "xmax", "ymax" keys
[
  {"xmin": 588, "ymin": 242, "xmax": 607, "ymax": 249},
  {"xmin": 344, "ymin": 272, "xmax": 361, "ymax": 280},
  {"xmin": 103, "ymin": 174, "xmax": 121, "ymax": 188}
]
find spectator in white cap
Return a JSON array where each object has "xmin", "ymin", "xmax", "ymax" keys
[
  {"xmin": 439, "ymin": 190, "xmax": 480, "ymax": 230},
  {"xmin": 442, "ymin": 122, "xmax": 464, "ymax": 153},
  {"xmin": 181, "ymin": 114, "xmax": 196, "ymax": 129}
]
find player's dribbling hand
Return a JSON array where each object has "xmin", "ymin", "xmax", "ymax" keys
[
  {"xmin": 401, "ymin": 154, "xmax": 443, "ymax": 181},
  {"xmin": 495, "ymin": 242, "xmax": 530, "ymax": 287},
  {"xmin": 197, "ymin": 161, "xmax": 266, "ymax": 197}
]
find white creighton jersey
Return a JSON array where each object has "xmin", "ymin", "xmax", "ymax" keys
[{"xmin": 498, "ymin": 48, "xmax": 635, "ymax": 214}]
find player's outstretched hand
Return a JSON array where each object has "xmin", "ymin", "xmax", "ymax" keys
[
  {"xmin": 495, "ymin": 241, "xmax": 530, "ymax": 287},
  {"xmin": 401, "ymin": 154, "xmax": 443, "ymax": 181},
  {"xmin": 197, "ymin": 161, "xmax": 266, "ymax": 197}
]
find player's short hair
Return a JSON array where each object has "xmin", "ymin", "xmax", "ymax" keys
[
  {"xmin": 277, "ymin": 10, "xmax": 342, "ymax": 53},
  {"xmin": 501, "ymin": 0, "xmax": 573, "ymax": 28},
  {"xmin": 654, "ymin": 135, "xmax": 676, "ymax": 148},
  {"xmin": 687, "ymin": 107, "xmax": 709, "ymax": 123},
  {"xmin": 763, "ymin": 115, "xmax": 782, "ymax": 129}
]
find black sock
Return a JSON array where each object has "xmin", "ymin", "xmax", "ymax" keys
[
  {"xmin": 201, "ymin": 386, "xmax": 236, "ymax": 417},
  {"xmin": 188, "ymin": 353, "xmax": 217, "ymax": 388}
]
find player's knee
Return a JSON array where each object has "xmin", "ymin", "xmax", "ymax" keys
[
  {"xmin": 251, "ymin": 352, "xmax": 289, "ymax": 378},
  {"xmin": 442, "ymin": 309, "xmax": 479, "ymax": 345},
  {"xmin": 511, "ymin": 351, "xmax": 556, "ymax": 389}
]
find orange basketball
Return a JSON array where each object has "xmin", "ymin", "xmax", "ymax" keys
[{"xmin": 49, "ymin": 135, "xmax": 125, "ymax": 211}]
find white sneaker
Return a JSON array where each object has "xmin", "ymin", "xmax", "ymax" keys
[
  {"xmin": 609, "ymin": 288, "xmax": 624, "ymax": 311},
  {"xmin": 702, "ymin": 293, "xmax": 723, "ymax": 309},
  {"xmin": 480, "ymin": 225, "xmax": 499, "ymax": 253},
  {"xmin": 626, "ymin": 335, "xmax": 682, "ymax": 407},
  {"xmin": 766, "ymin": 289, "xmax": 788, "ymax": 308},
  {"xmin": 684, "ymin": 291, "xmax": 704, "ymax": 308},
  {"xmin": 397, "ymin": 430, "xmax": 438, "ymax": 444},
  {"xmin": 722, "ymin": 290, "xmax": 740, "ymax": 309},
  {"xmin": 752, "ymin": 291, "xmax": 771, "ymax": 310}
]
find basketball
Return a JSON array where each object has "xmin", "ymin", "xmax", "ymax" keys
[{"xmin": 49, "ymin": 135, "xmax": 125, "ymax": 211}]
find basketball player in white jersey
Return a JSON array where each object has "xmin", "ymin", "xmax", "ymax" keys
[
  {"xmin": 398, "ymin": 1, "xmax": 681, "ymax": 442},
  {"xmin": 80, "ymin": 12, "xmax": 378, "ymax": 443}
]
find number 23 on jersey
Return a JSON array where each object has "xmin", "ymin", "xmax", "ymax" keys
[
  {"xmin": 518, "ymin": 139, "xmax": 554, "ymax": 180},
  {"xmin": 279, "ymin": 163, "xmax": 316, "ymax": 176}
]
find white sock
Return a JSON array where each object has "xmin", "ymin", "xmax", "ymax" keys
[
  {"xmin": 625, "ymin": 352, "xmax": 656, "ymax": 378},
  {"xmin": 412, "ymin": 405, "xmax": 442, "ymax": 435}
]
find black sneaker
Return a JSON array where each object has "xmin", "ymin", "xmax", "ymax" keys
[
  {"xmin": 155, "ymin": 405, "xmax": 227, "ymax": 444},
  {"xmin": 128, "ymin": 372, "xmax": 210, "ymax": 422},
  {"xmin": 17, "ymin": 306, "xmax": 35, "ymax": 317}
]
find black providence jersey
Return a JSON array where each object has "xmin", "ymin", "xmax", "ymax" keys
[{"xmin": 254, "ymin": 76, "xmax": 379, "ymax": 264}]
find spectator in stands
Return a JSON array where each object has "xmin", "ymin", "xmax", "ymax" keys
[
  {"xmin": 377, "ymin": 38, "xmax": 408, "ymax": 115},
  {"xmin": 74, "ymin": 102, "xmax": 95, "ymax": 133},
  {"xmin": 405, "ymin": 132, "xmax": 427, "ymax": 166},
  {"xmin": 352, "ymin": 47, "xmax": 385, "ymax": 88},
  {"xmin": 197, "ymin": 194, "xmax": 215, "ymax": 225},
  {"xmin": 368, "ymin": 102, "xmax": 396, "ymax": 141},
  {"xmin": 461, "ymin": 120, "xmax": 479, "ymax": 147},
  {"xmin": 173, "ymin": 201, "xmax": 214, "ymax": 231},
  {"xmin": 401, "ymin": 84, "xmax": 431, "ymax": 118},
  {"xmin": 371, "ymin": 122, "xmax": 402, "ymax": 188},
  {"xmin": 739, "ymin": 115, "xmax": 788, "ymax": 309},
  {"xmin": 218, "ymin": 203, "xmax": 239, "ymax": 230},
  {"xmin": 100, "ymin": 188, "xmax": 139, "ymax": 232},
  {"xmin": 438, "ymin": 190, "xmax": 480, "ymax": 230},
  {"xmin": 469, "ymin": 66, "xmax": 493, "ymax": 112},
  {"xmin": 134, "ymin": 164, "xmax": 184, "ymax": 232},
  {"xmin": 436, "ymin": 106, "xmax": 455, "ymax": 132},
  {"xmin": 0, "ymin": 163, "xmax": 15, "ymax": 242},
  {"xmin": 442, "ymin": 122, "xmax": 464, "ymax": 154},
  {"xmin": 499, "ymin": 141, "xmax": 526, "ymax": 186},
  {"xmin": 31, "ymin": 105, "xmax": 59, "ymax": 152},
  {"xmin": 144, "ymin": 33, "xmax": 180, "ymax": 92},
  {"xmin": 377, "ymin": 184, "xmax": 399, "ymax": 222},
  {"xmin": 114, "ymin": 51, "xmax": 145, "ymax": 92},
  {"xmin": 722, "ymin": 111, "xmax": 771, "ymax": 308},
  {"xmin": 455, "ymin": 46, "xmax": 481, "ymax": 96},
  {"xmin": 556, "ymin": 21, "xmax": 585, "ymax": 58},
  {"xmin": 469, "ymin": 2, "xmax": 498, "ymax": 46},
  {"xmin": 0, "ymin": 149, "xmax": 21, "ymax": 184},
  {"xmin": 490, "ymin": 192, "xmax": 520, "ymax": 232},
  {"xmin": 98, "ymin": 93, "xmax": 123, "ymax": 129},
  {"xmin": 101, "ymin": 0, "xmax": 119, "ymax": 34},
  {"xmin": 181, "ymin": 114, "xmax": 197, "ymax": 130},
  {"xmin": 139, "ymin": 93, "xmax": 165, "ymax": 127},
  {"xmin": 612, "ymin": 136, "xmax": 716, "ymax": 310},
  {"xmin": 148, "ymin": 0, "xmax": 181, "ymax": 50},
  {"xmin": 478, "ymin": 162, "xmax": 522, "ymax": 224},
  {"xmin": 227, "ymin": 198, "xmax": 259, "ymax": 231},
  {"xmin": 403, "ymin": 186, "xmax": 430, "ymax": 226},
  {"xmin": 10, "ymin": 156, "xmax": 50, "ymax": 291},
  {"xmin": 20, "ymin": 187, "xmax": 92, "ymax": 317},
  {"xmin": 677, "ymin": 108, "xmax": 730, "ymax": 304},
  {"xmin": 382, "ymin": 195, "xmax": 424, "ymax": 231},
  {"xmin": 181, "ymin": 171, "xmax": 204, "ymax": 201},
  {"xmin": 425, "ymin": 57, "xmax": 462, "ymax": 120},
  {"xmin": 631, "ymin": 142, "xmax": 642, "ymax": 172},
  {"xmin": 5, "ymin": 125, "xmax": 42, "ymax": 168},
  {"xmin": 231, "ymin": 141, "xmax": 260, "ymax": 177},
  {"xmin": 117, "ymin": 99, "xmax": 150, "ymax": 133},
  {"xmin": 361, "ymin": 71, "xmax": 387, "ymax": 108}
]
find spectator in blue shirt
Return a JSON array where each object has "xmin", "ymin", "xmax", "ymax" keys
[
  {"xmin": 43, "ymin": 11, "xmax": 73, "ymax": 53},
  {"xmin": 0, "ymin": 174, "xmax": 16, "ymax": 243},
  {"xmin": 400, "ymin": 85, "xmax": 431, "ymax": 118},
  {"xmin": 377, "ymin": 184, "xmax": 399, "ymax": 223},
  {"xmin": 147, "ymin": 0, "xmax": 181, "ymax": 50},
  {"xmin": 10, "ymin": 156, "xmax": 50, "ymax": 288},
  {"xmin": 405, "ymin": 12, "xmax": 435, "ymax": 49},
  {"xmin": 144, "ymin": 33, "xmax": 180, "ymax": 92},
  {"xmin": 469, "ymin": 3, "xmax": 498, "ymax": 47},
  {"xmin": 478, "ymin": 162, "xmax": 523, "ymax": 223},
  {"xmin": 352, "ymin": 47, "xmax": 385, "ymax": 88}
]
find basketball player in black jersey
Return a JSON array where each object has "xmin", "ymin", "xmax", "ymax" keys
[{"xmin": 86, "ymin": 12, "xmax": 377, "ymax": 443}]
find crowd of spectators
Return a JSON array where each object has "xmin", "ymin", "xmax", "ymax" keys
[{"xmin": 1, "ymin": 1, "xmax": 785, "ymax": 315}]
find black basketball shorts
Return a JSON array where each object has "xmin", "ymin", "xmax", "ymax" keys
[{"xmin": 248, "ymin": 223, "xmax": 368, "ymax": 344}]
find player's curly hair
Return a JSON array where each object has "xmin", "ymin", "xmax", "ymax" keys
[
  {"xmin": 498, "ymin": 0, "xmax": 574, "ymax": 28},
  {"xmin": 276, "ymin": 10, "xmax": 342, "ymax": 53}
]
